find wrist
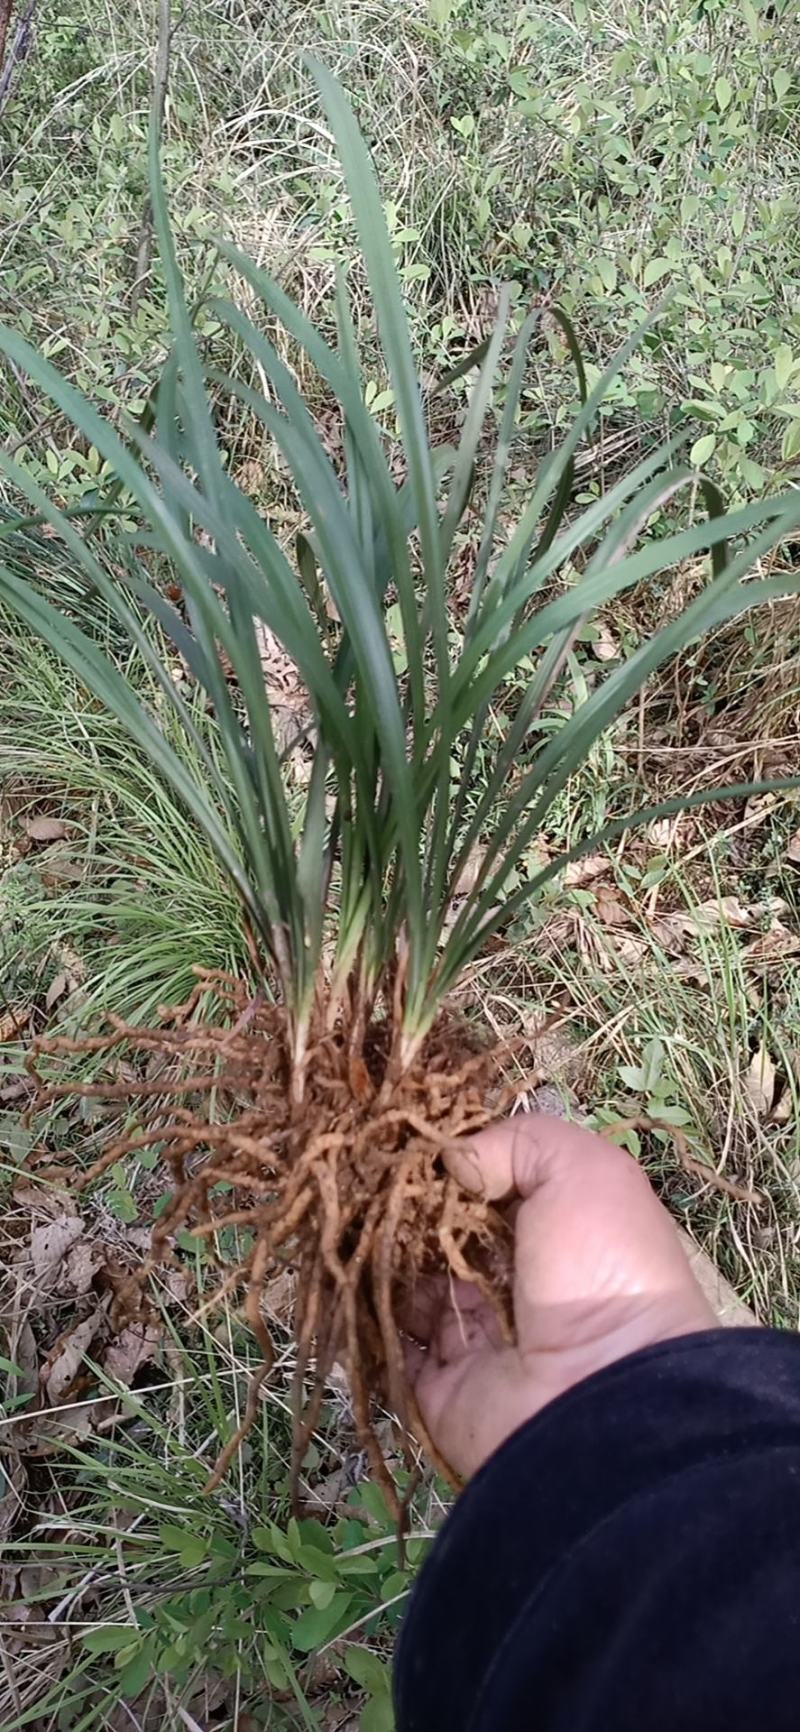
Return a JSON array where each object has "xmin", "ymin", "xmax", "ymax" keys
[{"xmin": 522, "ymin": 1287, "xmax": 719, "ymax": 1408}]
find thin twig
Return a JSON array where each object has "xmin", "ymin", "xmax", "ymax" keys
[
  {"xmin": 0, "ymin": 0, "xmax": 14, "ymax": 78},
  {"xmin": 0, "ymin": 1636, "xmax": 23, "ymax": 1719},
  {"xmin": 113, "ymin": 1526, "xmax": 139, "ymax": 1626},
  {"xmin": 318, "ymin": 1587, "xmax": 410, "ymax": 1654},
  {"xmin": 0, "ymin": 0, "xmax": 35, "ymax": 118},
  {"xmin": 605, "ymin": 1115, "xmax": 763, "ymax": 1204},
  {"xmin": 174, "ymin": 1706, "xmax": 205, "ymax": 1732}
]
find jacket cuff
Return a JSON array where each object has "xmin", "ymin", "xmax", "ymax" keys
[{"xmin": 395, "ymin": 1328, "xmax": 800, "ymax": 1731}]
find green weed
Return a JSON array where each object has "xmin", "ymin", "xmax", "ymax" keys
[
  {"xmin": 3, "ymin": 0, "xmax": 800, "ymax": 496},
  {"xmin": 1, "ymin": 1308, "xmax": 431, "ymax": 1729}
]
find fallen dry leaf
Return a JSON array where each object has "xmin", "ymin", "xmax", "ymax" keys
[
  {"xmin": 54, "ymin": 941, "xmax": 86, "ymax": 984},
  {"xmin": 787, "ymin": 829, "xmax": 800, "ymax": 866},
  {"xmin": 0, "ymin": 1562, "xmax": 20, "ymax": 1606},
  {"xmin": 594, "ymin": 884, "xmax": 629, "ymax": 928},
  {"xmin": 307, "ymin": 1461, "xmax": 352, "ymax": 1512},
  {"xmin": 120, "ymin": 1225, "xmax": 153, "ymax": 1256},
  {"xmin": 743, "ymin": 791, "xmax": 778, "ymax": 828},
  {"xmin": 24, "ymin": 814, "xmax": 68, "ymax": 842},
  {"xmin": 43, "ymin": 1310, "xmax": 105, "ymax": 1404},
  {"xmin": 18, "ymin": 1563, "xmax": 66, "ymax": 1606},
  {"xmin": 2, "ymin": 1603, "xmax": 68, "ymax": 1656},
  {"xmin": 2, "ymin": 1314, "xmax": 39, "ymax": 1407},
  {"xmin": 771, "ymin": 1089, "xmax": 794, "ymax": 1127},
  {"xmin": 742, "ymin": 923, "xmax": 800, "ymax": 965},
  {"xmin": 646, "ymin": 815, "xmax": 683, "ymax": 851},
  {"xmin": 255, "ymin": 621, "xmax": 313, "ymax": 751},
  {"xmin": 160, "ymin": 1267, "xmax": 190, "ymax": 1305},
  {"xmin": 686, "ymin": 896, "xmax": 757, "ymax": 931},
  {"xmin": 62, "ymin": 1238, "xmax": 103, "ymax": 1296},
  {"xmin": 31, "ymin": 1213, "xmax": 84, "ymax": 1281},
  {"xmin": 451, "ymin": 843, "xmax": 487, "ymax": 896},
  {"xmin": 104, "ymin": 1323, "xmax": 159, "ymax": 1386},
  {"xmin": 0, "ymin": 1005, "xmax": 31, "ymax": 1042},
  {"xmin": 597, "ymin": 924, "xmax": 710, "ymax": 984},
  {"xmin": 20, "ymin": 1394, "xmax": 115, "ymax": 1452},
  {"xmin": 744, "ymin": 1043, "xmax": 777, "ymax": 1119},
  {"xmin": 592, "ymin": 620, "xmax": 619, "ymax": 661},
  {"xmin": 13, "ymin": 1178, "xmax": 74, "ymax": 1214},
  {"xmin": 652, "ymin": 896, "xmax": 787, "ymax": 950},
  {"xmin": 565, "ymin": 853, "xmax": 609, "ymax": 888},
  {"xmin": 0, "ymin": 1077, "xmax": 29, "ymax": 1105},
  {"xmin": 600, "ymin": 932, "xmax": 648, "ymax": 968},
  {"xmin": 671, "ymin": 956, "xmax": 712, "ymax": 983},
  {"xmin": 45, "ymin": 971, "xmax": 70, "ymax": 1011},
  {"xmin": 264, "ymin": 1267, "xmax": 295, "ymax": 1328},
  {"xmin": 39, "ymin": 850, "xmax": 84, "ymax": 886}
]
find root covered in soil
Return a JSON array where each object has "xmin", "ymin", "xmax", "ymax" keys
[{"xmin": 31, "ymin": 969, "xmax": 532, "ymax": 1513}]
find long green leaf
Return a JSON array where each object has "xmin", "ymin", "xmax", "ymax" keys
[
  {"xmin": 0, "ymin": 325, "xmax": 287, "ymax": 932},
  {"xmin": 210, "ymin": 280, "xmax": 427, "ymax": 743},
  {"xmin": 446, "ymin": 539, "xmax": 800, "ymax": 968},
  {"xmin": 201, "ymin": 357, "xmax": 424, "ymax": 953},
  {"xmin": 308, "ymin": 59, "xmax": 441, "ymax": 614},
  {"xmin": 455, "ymin": 489, "xmax": 800, "ymax": 719},
  {"xmin": 0, "ymin": 561, "xmax": 266, "ymax": 938},
  {"xmin": 443, "ymin": 775, "xmax": 800, "ymax": 994},
  {"xmin": 3, "ymin": 61, "xmax": 799, "ymax": 1059}
]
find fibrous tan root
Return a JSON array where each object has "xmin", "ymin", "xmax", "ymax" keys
[
  {"xmin": 202, "ymin": 1355, "xmax": 273, "ymax": 1494},
  {"xmin": 604, "ymin": 1116, "xmax": 763, "ymax": 1204},
  {"xmin": 31, "ymin": 966, "xmax": 534, "ymax": 1506}
]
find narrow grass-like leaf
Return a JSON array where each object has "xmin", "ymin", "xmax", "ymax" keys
[
  {"xmin": 148, "ymin": 119, "xmax": 222, "ymax": 513},
  {"xmin": 463, "ymin": 775, "xmax": 800, "ymax": 965},
  {"xmin": 439, "ymin": 287, "xmax": 510, "ymax": 562},
  {"xmin": 309, "ymin": 58, "xmax": 453, "ymax": 865},
  {"xmin": 429, "ymin": 332, "xmax": 494, "ymax": 396},
  {"xmin": 203, "ymin": 356, "xmax": 424, "ymax": 954},
  {"xmin": 455, "ymin": 490, "xmax": 800, "ymax": 718},
  {"xmin": 3, "ymin": 62, "xmax": 799, "ymax": 1062},
  {"xmin": 465, "ymin": 308, "xmax": 542, "ymax": 629},
  {"xmin": 445, "ymin": 541, "xmax": 800, "ymax": 973},
  {"xmin": 0, "ymin": 453, "xmax": 235, "ymax": 822},
  {"xmin": 0, "ymin": 563, "xmax": 265, "ymax": 935}
]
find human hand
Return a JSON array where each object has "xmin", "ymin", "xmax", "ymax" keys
[{"xmin": 407, "ymin": 1114, "xmax": 717, "ymax": 1480}]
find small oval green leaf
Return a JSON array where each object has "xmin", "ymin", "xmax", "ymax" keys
[{"xmin": 690, "ymin": 434, "xmax": 717, "ymax": 468}]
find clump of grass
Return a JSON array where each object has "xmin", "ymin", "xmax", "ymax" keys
[
  {"xmin": 3, "ymin": 60, "xmax": 800, "ymax": 1505},
  {"xmin": 0, "ymin": 595, "xmax": 246, "ymax": 1029}
]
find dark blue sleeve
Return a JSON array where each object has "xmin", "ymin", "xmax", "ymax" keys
[{"xmin": 395, "ymin": 1329, "xmax": 800, "ymax": 1732}]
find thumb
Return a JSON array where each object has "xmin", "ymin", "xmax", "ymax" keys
[
  {"xmin": 445, "ymin": 1111, "xmax": 635, "ymax": 1201},
  {"xmin": 446, "ymin": 1113, "xmax": 714, "ymax": 1349}
]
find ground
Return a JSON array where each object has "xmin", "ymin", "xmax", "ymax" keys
[{"xmin": 1, "ymin": 0, "xmax": 800, "ymax": 1726}]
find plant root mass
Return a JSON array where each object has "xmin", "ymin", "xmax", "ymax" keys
[{"xmin": 32, "ymin": 970, "xmax": 526, "ymax": 1515}]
